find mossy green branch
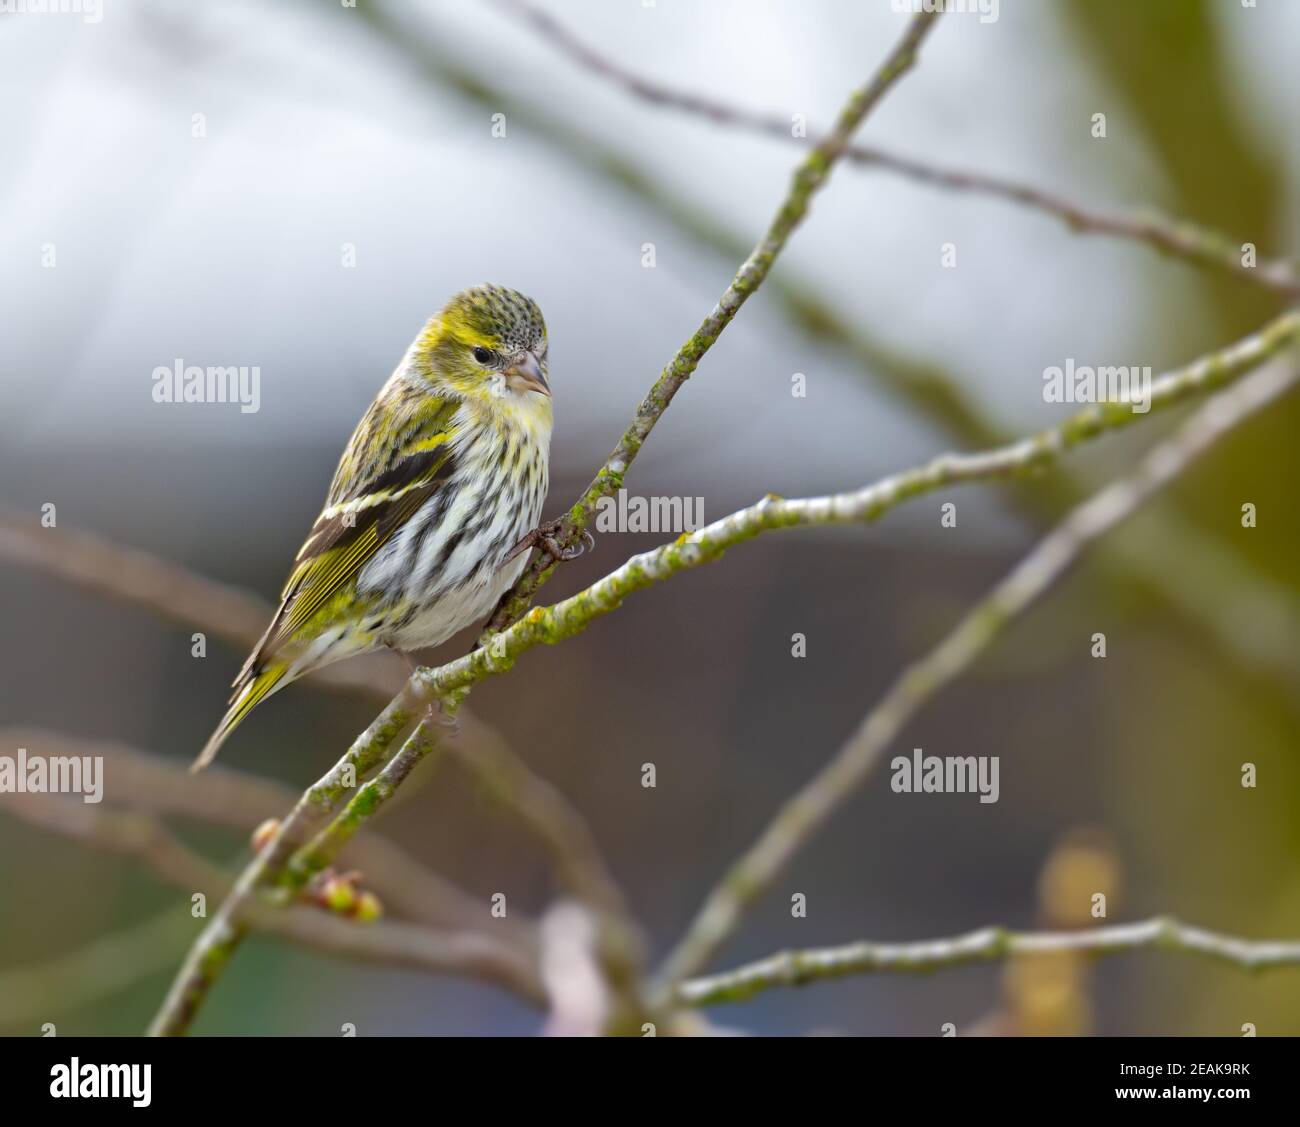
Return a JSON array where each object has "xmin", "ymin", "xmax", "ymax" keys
[
  {"xmin": 286, "ymin": 721, "xmax": 443, "ymax": 887},
  {"xmin": 481, "ymin": 9, "xmax": 945, "ymax": 636},
  {"xmin": 676, "ymin": 918, "xmax": 1300, "ymax": 1007},
  {"xmin": 146, "ymin": 690, "xmax": 422, "ymax": 1036},
  {"xmin": 424, "ymin": 310, "xmax": 1300, "ymax": 708}
]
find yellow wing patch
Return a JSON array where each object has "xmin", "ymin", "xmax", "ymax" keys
[{"xmin": 252, "ymin": 397, "xmax": 463, "ymax": 665}]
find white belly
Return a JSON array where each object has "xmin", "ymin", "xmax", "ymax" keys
[
  {"xmin": 387, "ymin": 545, "xmax": 532, "ymax": 651},
  {"xmin": 355, "ymin": 446, "xmax": 547, "ymax": 650}
]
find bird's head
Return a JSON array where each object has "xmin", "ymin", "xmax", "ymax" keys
[{"xmin": 411, "ymin": 284, "xmax": 550, "ymax": 406}]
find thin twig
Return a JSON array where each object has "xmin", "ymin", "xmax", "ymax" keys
[
  {"xmin": 0, "ymin": 790, "xmax": 546, "ymax": 1007},
  {"xmin": 285, "ymin": 721, "xmax": 443, "ymax": 886},
  {"xmin": 2, "ymin": 792, "xmax": 230, "ymax": 893},
  {"xmin": 145, "ymin": 690, "xmax": 426, "ymax": 1036},
  {"xmin": 654, "ymin": 353, "xmax": 1300, "ymax": 994},
  {"xmin": 481, "ymin": 6, "xmax": 946, "ymax": 633},
  {"xmin": 0, "ymin": 726, "xmax": 513, "ymax": 936},
  {"xmin": 495, "ymin": 0, "xmax": 1300, "ymax": 296},
  {"xmin": 677, "ymin": 918, "xmax": 1300, "ymax": 1007},
  {"xmin": 442, "ymin": 727, "xmax": 627, "ymax": 917},
  {"xmin": 256, "ymin": 910, "xmax": 544, "ymax": 1006},
  {"xmin": 440, "ymin": 730, "xmax": 649, "ymax": 1030},
  {"xmin": 143, "ymin": 712, "xmax": 561, "ymax": 1029},
  {"xmin": 0, "ymin": 510, "xmax": 405, "ymax": 699}
]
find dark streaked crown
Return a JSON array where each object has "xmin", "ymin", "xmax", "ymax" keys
[{"xmin": 447, "ymin": 284, "xmax": 546, "ymax": 352}]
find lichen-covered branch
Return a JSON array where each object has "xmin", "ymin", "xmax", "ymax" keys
[
  {"xmin": 677, "ymin": 918, "xmax": 1300, "ymax": 1007},
  {"xmin": 481, "ymin": 7, "xmax": 945, "ymax": 633},
  {"xmin": 285, "ymin": 721, "xmax": 443, "ymax": 886},
  {"xmin": 145, "ymin": 690, "xmax": 426, "ymax": 1036},
  {"xmin": 654, "ymin": 351, "xmax": 1300, "ymax": 994},
  {"xmin": 497, "ymin": 0, "xmax": 1300, "ymax": 297},
  {"xmin": 417, "ymin": 310, "xmax": 1300, "ymax": 710}
]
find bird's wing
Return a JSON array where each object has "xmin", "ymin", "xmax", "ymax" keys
[
  {"xmin": 192, "ymin": 392, "xmax": 463, "ymax": 772},
  {"xmin": 249, "ymin": 393, "xmax": 462, "ymax": 669}
]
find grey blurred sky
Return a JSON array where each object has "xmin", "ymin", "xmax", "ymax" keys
[{"xmin": 3, "ymin": 0, "xmax": 1297, "ymax": 515}]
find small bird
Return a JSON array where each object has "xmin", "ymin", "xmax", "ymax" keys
[{"xmin": 193, "ymin": 284, "xmax": 555, "ymax": 772}]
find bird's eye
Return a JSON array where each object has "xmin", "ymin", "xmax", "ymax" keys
[{"xmin": 472, "ymin": 346, "xmax": 494, "ymax": 365}]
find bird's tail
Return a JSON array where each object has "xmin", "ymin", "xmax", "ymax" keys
[{"xmin": 191, "ymin": 661, "xmax": 290, "ymax": 773}]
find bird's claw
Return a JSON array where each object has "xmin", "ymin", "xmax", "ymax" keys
[
  {"xmin": 508, "ymin": 521, "xmax": 596, "ymax": 564},
  {"xmin": 552, "ymin": 527, "xmax": 595, "ymax": 561}
]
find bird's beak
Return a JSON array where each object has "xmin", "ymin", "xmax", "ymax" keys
[{"xmin": 506, "ymin": 350, "xmax": 549, "ymax": 397}]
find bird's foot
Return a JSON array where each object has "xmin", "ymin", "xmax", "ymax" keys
[{"xmin": 507, "ymin": 519, "xmax": 595, "ymax": 563}]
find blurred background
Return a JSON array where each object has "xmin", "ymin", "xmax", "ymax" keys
[{"xmin": 2, "ymin": 0, "xmax": 1298, "ymax": 1036}]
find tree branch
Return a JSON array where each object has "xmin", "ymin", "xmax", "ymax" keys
[
  {"xmin": 281, "ymin": 721, "xmax": 457, "ymax": 906},
  {"xmin": 417, "ymin": 310, "xmax": 1300, "ymax": 707},
  {"xmin": 1, "ymin": 788, "xmax": 545, "ymax": 1009},
  {"xmin": 653, "ymin": 349, "xmax": 1299, "ymax": 993},
  {"xmin": 0, "ymin": 509, "xmax": 405, "ymax": 700},
  {"xmin": 256, "ymin": 910, "xmax": 544, "ymax": 1007},
  {"xmin": 2, "ymin": 790, "xmax": 230, "ymax": 894},
  {"xmin": 441, "ymin": 727, "xmax": 628, "ymax": 919},
  {"xmin": 495, "ymin": 0, "xmax": 1299, "ymax": 296},
  {"xmin": 677, "ymin": 918, "xmax": 1300, "ymax": 1007},
  {"xmin": 0, "ymin": 726, "xmax": 517, "ymax": 937},
  {"xmin": 145, "ymin": 691, "xmax": 426, "ymax": 1036},
  {"xmin": 481, "ymin": 6, "xmax": 945, "ymax": 633}
]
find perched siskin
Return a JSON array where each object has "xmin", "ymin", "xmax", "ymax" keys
[{"xmin": 193, "ymin": 284, "xmax": 553, "ymax": 771}]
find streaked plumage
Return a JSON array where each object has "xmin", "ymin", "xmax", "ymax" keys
[{"xmin": 194, "ymin": 285, "xmax": 552, "ymax": 771}]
